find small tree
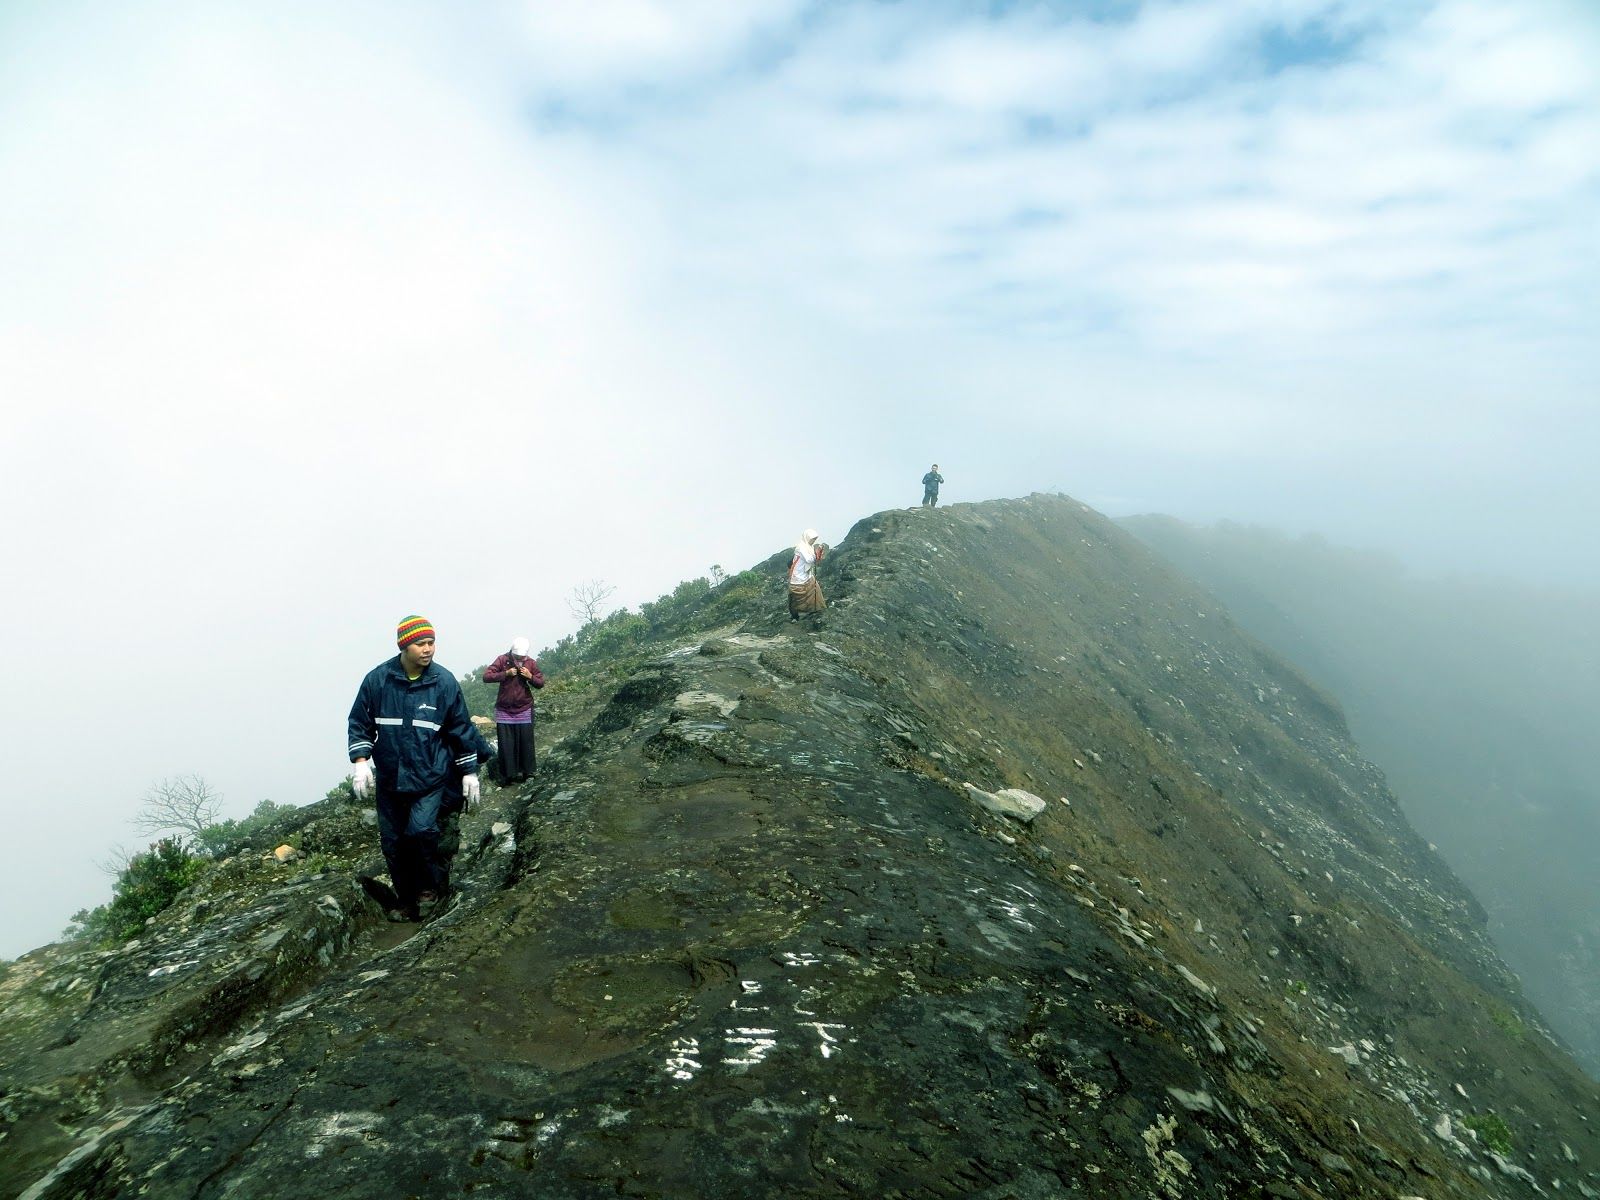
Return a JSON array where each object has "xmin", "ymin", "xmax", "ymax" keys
[
  {"xmin": 710, "ymin": 564, "xmax": 727, "ymax": 585},
  {"xmin": 131, "ymin": 774, "xmax": 224, "ymax": 843},
  {"xmin": 68, "ymin": 838, "xmax": 207, "ymax": 944},
  {"xmin": 567, "ymin": 579, "xmax": 617, "ymax": 625}
]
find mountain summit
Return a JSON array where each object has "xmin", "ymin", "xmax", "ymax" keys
[{"xmin": 4, "ymin": 494, "xmax": 1596, "ymax": 1198}]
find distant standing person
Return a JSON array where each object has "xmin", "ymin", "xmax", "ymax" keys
[
  {"xmin": 482, "ymin": 636, "xmax": 545, "ymax": 783},
  {"xmin": 349, "ymin": 616, "xmax": 481, "ymax": 922},
  {"xmin": 921, "ymin": 464, "xmax": 945, "ymax": 507},
  {"xmin": 788, "ymin": 528, "xmax": 827, "ymax": 620}
]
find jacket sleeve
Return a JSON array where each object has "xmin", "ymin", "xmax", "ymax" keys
[
  {"xmin": 483, "ymin": 654, "xmax": 509, "ymax": 682},
  {"xmin": 440, "ymin": 678, "xmax": 479, "ymax": 775},
  {"xmin": 347, "ymin": 674, "xmax": 377, "ymax": 762},
  {"xmin": 470, "ymin": 723, "xmax": 496, "ymax": 763},
  {"xmin": 529, "ymin": 660, "xmax": 546, "ymax": 690}
]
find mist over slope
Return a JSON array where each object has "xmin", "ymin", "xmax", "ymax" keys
[
  {"xmin": 1120, "ymin": 515, "xmax": 1600, "ymax": 1080},
  {"xmin": 3, "ymin": 495, "xmax": 1596, "ymax": 1198}
]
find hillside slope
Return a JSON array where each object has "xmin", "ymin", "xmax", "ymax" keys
[
  {"xmin": 1119, "ymin": 514, "xmax": 1600, "ymax": 1079},
  {"xmin": 3, "ymin": 495, "xmax": 1596, "ymax": 1199}
]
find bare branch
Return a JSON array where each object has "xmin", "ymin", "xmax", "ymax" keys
[
  {"xmin": 567, "ymin": 579, "xmax": 617, "ymax": 625},
  {"xmin": 129, "ymin": 774, "xmax": 224, "ymax": 842},
  {"xmin": 96, "ymin": 844, "xmax": 135, "ymax": 877}
]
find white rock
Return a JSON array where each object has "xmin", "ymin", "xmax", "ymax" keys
[
  {"xmin": 963, "ymin": 784, "xmax": 1047, "ymax": 824},
  {"xmin": 1489, "ymin": 1154, "xmax": 1537, "ymax": 1185},
  {"xmin": 673, "ymin": 690, "xmax": 739, "ymax": 718},
  {"xmin": 1176, "ymin": 965, "xmax": 1214, "ymax": 996},
  {"xmin": 218, "ymin": 1030, "xmax": 269, "ymax": 1062}
]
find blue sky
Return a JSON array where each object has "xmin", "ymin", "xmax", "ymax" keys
[{"xmin": 1, "ymin": 0, "xmax": 1596, "ymax": 956}]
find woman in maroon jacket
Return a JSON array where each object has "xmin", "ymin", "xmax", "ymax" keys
[{"xmin": 482, "ymin": 636, "xmax": 545, "ymax": 783}]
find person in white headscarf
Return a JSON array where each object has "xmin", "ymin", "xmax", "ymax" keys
[
  {"xmin": 787, "ymin": 529, "xmax": 827, "ymax": 620},
  {"xmin": 482, "ymin": 635, "xmax": 545, "ymax": 782}
]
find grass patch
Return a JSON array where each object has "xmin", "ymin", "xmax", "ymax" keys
[
  {"xmin": 1462, "ymin": 1112, "xmax": 1513, "ymax": 1155},
  {"xmin": 1487, "ymin": 1005, "xmax": 1526, "ymax": 1040}
]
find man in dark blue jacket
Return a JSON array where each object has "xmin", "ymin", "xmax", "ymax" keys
[{"xmin": 349, "ymin": 615, "xmax": 480, "ymax": 921}]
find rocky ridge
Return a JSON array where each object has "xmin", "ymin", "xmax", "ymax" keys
[{"xmin": 2, "ymin": 494, "xmax": 1596, "ymax": 1198}]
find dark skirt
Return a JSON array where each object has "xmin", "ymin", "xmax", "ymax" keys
[{"xmin": 497, "ymin": 720, "xmax": 536, "ymax": 782}]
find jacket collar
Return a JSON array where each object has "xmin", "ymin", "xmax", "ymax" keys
[{"xmin": 385, "ymin": 656, "xmax": 435, "ymax": 685}]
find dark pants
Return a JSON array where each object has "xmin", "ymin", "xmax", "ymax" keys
[
  {"xmin": 497, "ymin": 720, "xmax": 535, "ymax": 782},
  {"xmin": 438, "ymin": 784, "xmax": 465, "ymax": 880},
  {"xmin": 375, "ymin": 785, "xmax": 447, "ymax": 904},
  {"xmin": 922, "ymin": 488, "xmax": 939, "ymax": 507}
]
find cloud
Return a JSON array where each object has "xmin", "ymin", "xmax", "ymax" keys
[
  {"xmin": 515, "ymin": 0, "xmax": 807, "ymax": 89},
  {"xmin": 539, "ymin": 0, "xmax": 1599, "ymax": 373},
  {"xmin": 1407, "ymin": 0, "xmax": 1600, "ymax": 112}
]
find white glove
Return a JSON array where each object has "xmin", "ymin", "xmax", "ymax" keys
[
  {"xmin": 461, "ymin": 772, "xmax": 481, "ymax": 813},
  {"xmin": 353, "ymin": 760, "xmax": 375, "ymax": 800}
]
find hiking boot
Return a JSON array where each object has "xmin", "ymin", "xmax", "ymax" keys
[
  {"xmin": 416, "ymin": 891, "xmax": 441, "ymax": 920},
  {"xmin": 387, "ymin": 905, "xmax": 417, "ymax": 923}
]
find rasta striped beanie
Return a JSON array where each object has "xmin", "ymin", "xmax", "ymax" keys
[{"xmin": 396, "ymin": 615, "xmax": 435, "ymax": 648}]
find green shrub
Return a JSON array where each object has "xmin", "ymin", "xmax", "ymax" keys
[
  {"xmin": 323, "ymin": 778, "xmax": 357, "ymax": 807},
  {"xmin": 468, "ymin": 552, "xmax": 789, "ymax": 686},
  {"xmin": 192, "ymin": 799, "xmax": 295, "ymax": 858},
  {"xmin": 69, "ymin": 839, "xmax": 207, "ymax": 944},
  {"xmin": 692, "ymin": 568, "xmax": 770, "ymax": 627},
  {"xmin": 1462, "ymin": 1112, "xmax": 1514, "ymax": 1155},
  {"xmin": 1487, "ymin": 1006, "xmax": 1525, "ymax": 1040},
  {"xmin": 460, "ymin": 669, "xmax": 498, "ymax": 719},
  {"xmin": 581, "ymin": 611, "xmax": 649, "ymax": 658}
]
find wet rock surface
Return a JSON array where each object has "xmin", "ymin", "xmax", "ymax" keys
[{"xmin": 3, "ymin": 495, "xmax": 1598, "ymax": 1198}]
